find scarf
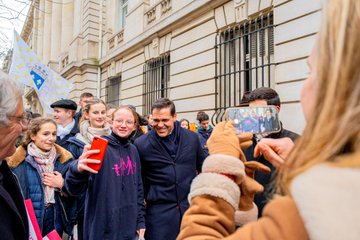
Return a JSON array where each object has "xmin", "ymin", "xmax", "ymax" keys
[
  {"xmin": 79, "ymin": 120, "xmax": 111, "ymax": 144},
  {"xmin": 27, "ymin": 142, "xmax": 57, "ymax": 205},
  {"xmin": 155, "ymin": 121, "xmax": 181, "ymax": 160},
  {"xmin": 57, "ymin": 119, "xmax": 75, "ymax": 139}
]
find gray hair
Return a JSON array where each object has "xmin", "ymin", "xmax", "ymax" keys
[{"xmin": 0, "ymin": 71, "xmax": 23, "ymax": 126}]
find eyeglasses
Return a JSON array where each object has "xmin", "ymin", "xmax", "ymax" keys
[
  {"xmin": 8, "ymin": 113, "xmax": 30, "ymax": 128},
  {"xmin": 114, "ymin": 119, "xmax": 135, "ymax": 126}
]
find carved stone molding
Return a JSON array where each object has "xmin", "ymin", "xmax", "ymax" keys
[
  {"xmin": 147, "ymin": 7, "xmax": 156, "ymax": 24},
  {"xmin": 234, "ymin": 0, "xmax": 248, "ymax": 22},
  {"xmin": 161, "ymin": 0, "xmax": 171, "ymax": 15},
  {"xmin": 108, "ymin": 29, "xmax": 124, "ymax": 51}
]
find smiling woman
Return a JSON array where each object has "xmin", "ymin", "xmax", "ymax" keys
[
  {"xmin": 64, "ymin": 105, "xmax": 146, "ymax": 240},
  {"xmin": 7, "ymin": 117, "xmax": 77, "ymax": 237}
]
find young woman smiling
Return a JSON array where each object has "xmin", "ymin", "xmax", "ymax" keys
[
  {"xmin": 7, "ymin": 117, "xmax": 76, "ymax": 237},
  {"xmin": 67, "ymin": 98, "xmax": 111, "ymax": 160},
  {"xmin": 65, "ymin": 105, "xmax": 146, "ymax": 240}
]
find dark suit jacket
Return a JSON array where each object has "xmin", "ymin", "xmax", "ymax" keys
[
  {"xmin": 134, "ymin": 122, "xmax": 206, "ymax": 240},
  {"xmin": 0, "ymin": 160, "xmax": 28, "ymax": 240}
]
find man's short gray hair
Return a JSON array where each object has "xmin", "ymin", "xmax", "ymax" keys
[{"xmin": 0, "ymin": 71, "xmax": 23, "ymax": 126}]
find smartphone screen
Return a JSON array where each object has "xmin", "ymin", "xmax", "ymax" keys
[
  {"xmin": 226, "ymin": 106, "xmax": 281, "ymax": 135},
  {"xmin": 87, "ymin": 136, "xmax": 108, "ymax": 171}
]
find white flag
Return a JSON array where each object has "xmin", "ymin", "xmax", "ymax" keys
[{"xmin": 9, "ymin": 31, "xmax": 73, "ymax": 114}]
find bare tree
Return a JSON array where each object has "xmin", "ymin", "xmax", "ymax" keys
[{"xmin": 0, "ymin": 0, "xmax": 31, "ymax": 69}]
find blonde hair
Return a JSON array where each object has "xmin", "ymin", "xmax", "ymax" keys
[
  {"xmin": 113, "ymin": 105, "xmax": 139, "ymax": 125},
  {"xmin": 79, "ymin": 98, "xmax": 107, "ymax": 126},
  {"xmin": 277, "ymin": 0, "xmax": 360, "ymax": 195}
]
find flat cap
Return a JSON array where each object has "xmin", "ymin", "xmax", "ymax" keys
[{"xmin": 50, "ymin": 99, "xmax": 77, "ymax": 110}]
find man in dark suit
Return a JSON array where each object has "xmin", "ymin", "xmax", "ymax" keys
[{"xmin": 134, "ymin": 98, "xmax": 206, "ymax": 240}]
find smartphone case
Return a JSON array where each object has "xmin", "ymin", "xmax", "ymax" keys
[{"xmin": 87, "ymin": 136, "xmax": 109, "ymax": 171}]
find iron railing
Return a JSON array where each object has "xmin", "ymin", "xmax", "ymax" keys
[
  {"xmin": 106, "ymin": 76, "xmax": 121, "ymax": 106},
  {"xmin": 213, "ymin": 12, "xmax": 275, "ymax": 125},
  {"xmin": 142, "ymin": 54, "xmax": 170, "ymax": 115}
]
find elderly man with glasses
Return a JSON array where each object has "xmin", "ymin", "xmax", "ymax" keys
[{"xmin": 0, "ymin": 71, "xmax": 29, "ymax": 239}]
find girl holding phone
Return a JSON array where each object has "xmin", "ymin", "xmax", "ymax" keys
[
  {"xmin": 65, "ymin": 106, "xmax": 146, "ymax": 240},
  {"xmin": 67, "ymin": 98, "xmax": 111, "ymax": 159},
  {"xmin": 66, "ymin": 98, "xmax": 111, "ymax": 240}
]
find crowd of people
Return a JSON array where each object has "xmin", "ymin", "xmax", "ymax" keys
[{"xmin": 1, "ymin": 0, "xmax": 360, "ymax": 239}]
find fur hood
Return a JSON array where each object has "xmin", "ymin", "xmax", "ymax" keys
[{"xmin": 6, "ymin": 144, "xmax": 73, "ymax": 168}]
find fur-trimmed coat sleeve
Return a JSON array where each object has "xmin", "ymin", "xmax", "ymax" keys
[{"xmin": 177, "ymin": 195, "xmax": 309, "ymax": 240}]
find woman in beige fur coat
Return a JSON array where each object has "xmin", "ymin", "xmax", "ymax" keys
[{"xmin": 177, "ymin": 0, "xmax": 360, "ymax": 239}]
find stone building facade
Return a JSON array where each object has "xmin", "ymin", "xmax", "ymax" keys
[{"xmin": 20, "ymin": 0, "xmax": 325, "ymax": 134}]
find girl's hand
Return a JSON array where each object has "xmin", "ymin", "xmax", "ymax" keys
[
  {"xmin": 43, "ymin": 171, "xmax": 64, "ymax": 188},
  {"xmin": 136, "ymin": 228, "xmax": 146, "ymax": 240},
  {"xmin": 77, "ymin": 145, "xmax": 101, "ymax": 174}
]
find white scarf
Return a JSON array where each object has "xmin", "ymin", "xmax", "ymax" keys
[
  {"xmin": 57, "ymin": 119, "xmax": 75, "ymax": 139},
  {"xmin": 27, "ymin": 142, "xmax": 57, "ymax": 205},
  {"xmin": 78, "ymin": 120, "xmax": 111, "ymax": 144}
]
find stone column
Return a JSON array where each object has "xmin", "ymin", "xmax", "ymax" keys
[
  {"xmin": 32, "ymin": 0, "xmax": 39, "ymax": 53},
  {"xmin": 37, "ymin": 0, "xmax": 45, "ymax": 58},
  {"xmin": 73, "ymin": 1, "xmax": 82, "ymax": 40},
  {"xmin": 60, "ymin": 1, "xmax": 74, "ymax": 52},
  {"xmin": 43, "ymin": 0, "xmax": 52, "ymax": 64},
  {"xmin": 50, "ymin": 0, "xmax": 62, "ymax": 65}
]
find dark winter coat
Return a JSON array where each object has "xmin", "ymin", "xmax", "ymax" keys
[
  {"xmin": 196, "ymin": 126, "xmax": 213, "ymax": 156},
  {"xmin": 244, "ymin": 124, "xmax": 299, "ymax": 217},
  {"xmin": 56, "ymin": 123, "xmax": 79, "ymax": 150},
  {"xmin": 65, "ymin": 132, "xmax": 145, "ymax": 240},
  {"xmin": 74, "ymin": 110, "xmax": 82, "ymax": 127},
  {"xmin": 134, "ymin": 121, "xmax": 206, "ymax": 240},
  {"xmin": 67, "ymin": 137, "xmax": 86, "ymax": 160},
  {"xmin": 7, "ymin": 145, "xmax": 76, "ymax": 236},
  {"xmin": 0, "ymin": 160, "xmax": 29, "ymax": 240}
]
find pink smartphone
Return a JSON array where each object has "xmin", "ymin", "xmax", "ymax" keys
[{"xmin": 87, "ymin": 136, "xmax": 108, "ymax": 171}]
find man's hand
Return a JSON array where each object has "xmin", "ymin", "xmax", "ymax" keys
[
  {"xmin": 254, "ymin": 137, "xmax": 294, "ymax": 168},
  {"xmin": 77, "ymin": 145, "xmax": 101, "ymax": 174}
]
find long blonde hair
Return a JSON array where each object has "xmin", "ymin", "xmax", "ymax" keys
[{"xmin": 277, "ymin": 0, "xmax": 360, "ymax": 195}]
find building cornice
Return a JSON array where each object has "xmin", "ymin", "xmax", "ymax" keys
[
  {"xmin": 60, "ymin": 59, "xmax": 99, "ymax": 78},
  {"xmin": 100, "ymin": 0, "xmax": 228, "ymax": 67},
  {"xmin": 21, "ymin": 0, "xmax": 36, "ymax": 42}
]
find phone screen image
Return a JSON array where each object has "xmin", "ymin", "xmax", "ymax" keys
[
  {"xmin": 87, "ymin": 136, "xmax": 109, "ymax": 171},
  {"xmin": 226, "ymin": 106, "xmax": 281, "ymax": 135}
]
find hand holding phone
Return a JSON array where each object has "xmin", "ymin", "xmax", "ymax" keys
[
  {"xmin": 226, "ymin": 106, "xmax": 281, "ymax": 135},
  {"xmin": 87, "ymin": 136, "xmax": 108, "ymax": 171}
]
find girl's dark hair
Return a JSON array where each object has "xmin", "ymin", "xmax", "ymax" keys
[
  {"xmin": 22, "ymin": 117, "xmax": 56, "ymax": 147},
  {"xmin": 180, "ymin": 118, "xmax": 190, "ymax": 129}
]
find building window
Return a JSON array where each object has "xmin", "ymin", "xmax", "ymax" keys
[
  {"xmin": 213, "ymin": 12, "xmax": 274, "ymax": 123},
  {"xmin": 106, "ymin": 76, "xmax": 121, "ymax": 106},
  {"xmin": 117, "ymin": 0, "xmax": 128, "ymax": 31},
  {"xmin": 143, "ymin": 54, "xmax": 170, "ymax": 115}
]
